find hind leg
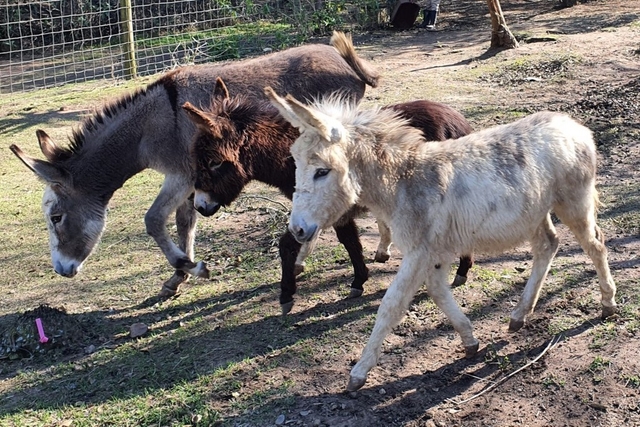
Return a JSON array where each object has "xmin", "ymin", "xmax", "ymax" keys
[
  {"xmin": 453, "ymin": 254, "xmax": 474, "ymax": 287},
  {"xmin": 509, "ymin": 214, "xmax": 559, "ymax": 331},
  {"xmin": 334, "ymin": 219, "xmax": 369, "ymax": 299},
  {"xmin": 159, "ymin": 197, "xmax": 199, "ymax": 296},
  {"xmin": 555, "ymin": 200, "xmax": 616, "ymax": 318},
  {"xmin": 374, "ymin": 219, "xmax": 392, "ymax": 263}
]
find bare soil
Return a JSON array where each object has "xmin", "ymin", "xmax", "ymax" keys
[
  {"xmin": 2, "ymin": 0, "xmax": 639, "ymax": 426},
  {"xmin": 255, "ymin": 1, "xmax": 640, "ymax": 425}
]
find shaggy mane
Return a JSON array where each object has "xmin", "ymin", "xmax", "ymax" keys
[
  {"xmin": 308, "ymin": 96, "xmax": 425, "ymax": 157},
  {"xmin": 51, "ymin": 83, "xmax": 165, "ymax": 163}
]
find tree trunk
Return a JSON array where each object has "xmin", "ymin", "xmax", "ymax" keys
[{"xmin": 487, "ymin": 0, "xmax": 519, "ymax": 49}]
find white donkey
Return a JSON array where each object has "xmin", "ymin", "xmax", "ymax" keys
[{"xmin": 265, "ymin": 87, "xmax": 617, "ymax": 392}]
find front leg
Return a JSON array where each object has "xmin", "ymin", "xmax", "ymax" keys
[
  {"xmin": 145, "ymin": 176, "xmax": 209, "ymax": 295},
  {"xmin": 159, "ymin": 197, "xmax": 200, "ymax": 297},
  {"xmin": 334, "ymin": 219, "xmax": 369, "ymax": 298},
  {"xmin": 348, "ymin": 251, "xmax": 427, "ymax": 391}
]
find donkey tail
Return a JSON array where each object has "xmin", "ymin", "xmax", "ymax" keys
[{"xmin": 331, "ymin": 31, "xmax": 380, "ymax": 89}]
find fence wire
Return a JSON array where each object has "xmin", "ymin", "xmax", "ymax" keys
[{"xmin": 0, "ymin": 0, "xmax": 383, "ymax": 94}]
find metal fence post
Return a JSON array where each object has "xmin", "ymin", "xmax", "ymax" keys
[{"xmin": 120, "ymin": 0, "xmax": 137, "ymax": 79}]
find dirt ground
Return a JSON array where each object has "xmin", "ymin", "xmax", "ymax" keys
[
  {"xmin": 262, "ymin": 0, "xmax": 640, "ymax": 426},
  {"xmin": 2, "ymin": 0, "xmax": 639, "ymax": 426}
]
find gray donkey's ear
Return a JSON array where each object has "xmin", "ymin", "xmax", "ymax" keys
[{"xmin": 10, "ymin": 143, "xmax": 70, "ymax": 186}]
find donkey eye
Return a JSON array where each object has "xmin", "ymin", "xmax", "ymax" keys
[
  {"xmin": 51, "ymin": 214, "xmax": 62, "ymax": 224},
  {"xmin": 314, "ymin": 168, "xmax": 331, "ymax": 180},
  {"xmin": 208, "ymin": 160, "xmax": 224, "ymax": 171}
]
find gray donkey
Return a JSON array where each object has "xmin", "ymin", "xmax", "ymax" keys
[{"xmin": 10, "ymin": 32, "xmax": 379, "ymax": 297}]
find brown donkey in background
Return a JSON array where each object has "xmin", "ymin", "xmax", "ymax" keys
[
  {"xmin": 186, "ymin": 78, "xmax": 473, "ymax": 314},
  {"xmin": 10, "ymin": 32, "xmax": 379, "ymax": 297}
]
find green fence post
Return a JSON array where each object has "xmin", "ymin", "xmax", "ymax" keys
[{"xmin": 120, "ymin": 0, "xmax": 137, "ymax": 79}]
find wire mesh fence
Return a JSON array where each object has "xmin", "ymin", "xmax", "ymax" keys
[{"xmin": 0, "ymin": 0, "xmax": 384, "ymax": 94}]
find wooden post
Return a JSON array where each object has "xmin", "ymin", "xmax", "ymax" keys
[
  {"xmin": 120, "ymin": 0, "xmax": 137, "ymax": 79},
  {"xmin": 486, "ymin": 0, "xmax": 519, "ymax": 49}
]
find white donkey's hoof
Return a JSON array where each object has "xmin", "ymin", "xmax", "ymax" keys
[
  {"xmin": 347, "ymin": 375, "xmax": 367, "ymax": 392},
  {"xmin": 281, "ymin": 301, "xmax": 294, "ymax": 316},
  {"xmin": 452, "ymin": 274, "xmax": 467, "ymax": 287},
  {"xmin": 293, "ymin": 264, "xmax": 305, "ymax": 276},
  {"xmin": 508, "ymin": 318, "xmax": 525, "ymax": 332},
  {"xmin": 601, "ymin": 305, "xmax": 616, "ymax": 319},
  {"xmin": 374, "ymin": 251, "xmax": 390, "ymax": 263},
  {"xmin": 464, "ymin": 342, "xmax": 480, "ymax": 358},
  {"xmin": 348, "ymin": 288, "xmax": 364, "ymax": 299},
  {"xmin": 188, "ymin": 261, "xmax": 210, "ymax": 279}
]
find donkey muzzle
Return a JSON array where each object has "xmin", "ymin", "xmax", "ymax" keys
[
  {"xmin": 195, "ymin": 203, "xmax": 221, "ymax": 217},
  {"xmin": 193, "ymin": 191, "xmax": 221, "ymax": 217},
  {"xmin": 288, "ymin": 221, "xmax": 318, "ymax": 244},
  {"xmin": 54, "ymin": 260, "xmax": 79, "ymax": 278}
]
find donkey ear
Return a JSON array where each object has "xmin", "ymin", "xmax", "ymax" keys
[
  {"xmin": 36, "ymin": 129, "xmax": 59, "ymax": 162},
  {"xmin": 182, "ymin": 102, "xmax": 224, "ymax": 139},
  {"xmin": 213, "ymin": 77, "xmax": 230, "ymax": 100},
  {"xmin": 264, "ymin": 86, "xmax": 308, "ymax": 130},
  {"xmin": 10, "ymin": 144, "xmax": 69, "ymax": 186},
  {"xmin": 283, "ymin": 94, "xmax": 344, "ymax": 144}
]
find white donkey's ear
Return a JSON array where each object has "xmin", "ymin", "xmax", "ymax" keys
[
  {"xmin": 264, "ymin": 86, "xmax": 307, "ymax": 130},
  {"xmin": 284, "ymin": 94, "xmax": 343, "ymax": 144},
  {"xmin": 265, "ymin": 86, "xmax": 343, "ymax": 143}
]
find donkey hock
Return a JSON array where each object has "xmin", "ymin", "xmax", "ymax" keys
[
  {"xmin": 9, "ymin": 31, "xmax": 379, "ymax": 295},
  {"xmin": 267, "ymin": 90, "xmax": 617, "ymax": 391}
]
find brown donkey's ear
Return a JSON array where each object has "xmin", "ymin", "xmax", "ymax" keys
[
  {"xmin": 213, "ymin": 77, "xmax": 230, "ymax": 100},
  {"xmin": 182, "ymin": 102, "xmax": 224, "ymax": 139}
]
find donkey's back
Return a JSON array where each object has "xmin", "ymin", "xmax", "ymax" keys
[{"xmin": 411, "ymin": 111, "xmax": 597, "ymax": 254}]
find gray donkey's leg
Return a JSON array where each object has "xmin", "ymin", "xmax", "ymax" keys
[
  {"xmin": 159, "ymin": 197, "xmax": 199, "ymax": 296},
  {"xmin": 146, "ymin": 175, "xmax": 209, "ymax": 297}
]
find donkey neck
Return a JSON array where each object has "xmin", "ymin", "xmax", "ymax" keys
[
  {"xmin": 242, "ymin": 119, "xmax": 298, "ymax": 200},
  {"xmin": 64, "ymin": 86, "xmax": 177, "ymax": 198},
  {"xmin": 345, "ymin": 124, "xmax": 426, "ymax": 217}
]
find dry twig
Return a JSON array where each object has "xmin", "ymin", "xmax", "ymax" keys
[{"xmin": 446, "ymin": 334, "xmax": 564, "ymax": 406}]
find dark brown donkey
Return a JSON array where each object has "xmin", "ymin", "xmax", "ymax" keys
[
  {"xmin": 185, "ymin": 78, "xmax": 473, "ymax": 314},
  {"xmin": 10, "ymin": 32, "xmax": 379, "ymax": 297}
]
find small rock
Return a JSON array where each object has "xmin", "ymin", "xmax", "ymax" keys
[
  {"xmin": 379, "ymin": 388, "xmax": 386, "ymax": 395},
  {"xmin": 130, "ymin": 322, "xmax": 148, "ymax": 338},
  {"xmin": 275, "ymin": 414, "xmax": 286, "ymax": 425},
  {"xmin": 84, "ymin": 344, "xmax": 96, "ymax": 354},
  {"xmin": 313, "ymin": 419, "xmax": 322, "ymax": 426},
  {"xmin": 300, "ymin": 410, "xmax": 311, "ymax": 416}
]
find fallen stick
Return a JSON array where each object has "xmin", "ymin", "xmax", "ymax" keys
[{"xmin": 446, "ymin": 334, "xmax": 564, "ymax": 406}]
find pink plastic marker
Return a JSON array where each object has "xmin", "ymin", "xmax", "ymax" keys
[{"xmin": 35, "ymin": 318, "xmax": 49, "ymax": 343}]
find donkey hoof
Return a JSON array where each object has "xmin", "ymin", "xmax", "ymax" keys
[
  {"xmin": 281, "ymin": 300, "xmax": 294, "ymax": 316},
  {"xmin": 347, "ymin": 375, "xmax": 367, "ymax": 392},
  {"xmin": 464, "ymin": 342, "xmax": 479, "ymax": 359},
  {"xmin": 348, "ymin": 288, "xmax": 364, "ymax": 299},
  {"xmin": 158, "ymin": 285, "xmax": 179, "ymax": 298},
  {"xmin": 293, "ymin": 264, "xmax": 305, "ymax": 276},
  {"xmin": 191, "ymin": 261, "xmax": 210, "ymax": 279},
  {"xmin": 452, "ymin": 275, "xmax": 467, "ymax": 287},
  {"xmin": 601, "ymin": 305, "xmax": 616, "ymax": 319},
  {"xmin": 374, "ymin": 251, "xmax": 390, "ymax": 263},
  {"xmin": 508, "ymin": 318, "xmax": 525, "ymax": 332}
]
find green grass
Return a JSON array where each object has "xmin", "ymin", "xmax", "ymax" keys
[{"xmin": 2, "ymin": 14, "xmax": 640, "ymax": 426}]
